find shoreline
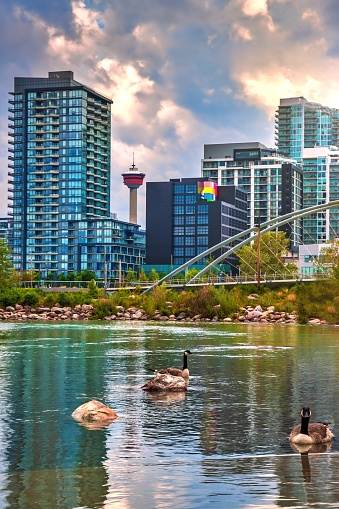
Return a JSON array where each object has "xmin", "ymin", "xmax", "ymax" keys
[{"xmin": 0, "ymin": 303, "xmax": 328, "ymax": 326}]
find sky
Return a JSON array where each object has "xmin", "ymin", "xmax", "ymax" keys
[{"xmin": 1, "ymin": 0, "xmax": 339, "ymax": 228}]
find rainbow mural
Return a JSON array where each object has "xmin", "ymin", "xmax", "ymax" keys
[{"xmin": 198, "ymin": 181, "xmax": 218, "ymax": 201}]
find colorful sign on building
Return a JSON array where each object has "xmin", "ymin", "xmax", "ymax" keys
[{"xmin": 198, "ymin": 181, "xmax": 218, "ymax": 201}]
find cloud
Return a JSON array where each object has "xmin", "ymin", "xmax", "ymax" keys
[
  {"xmin": 1, "ymin": 0, "xmax": 339, "ymax": 227},
  {"xmin": 237, "ymin": 72, "xmax": 323, "ymax": 115}
]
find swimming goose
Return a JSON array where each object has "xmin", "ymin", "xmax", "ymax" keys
[
  {"xmin": 148, "ymin": 350, "xmax": 192, "ymax": 378},
  {"xmin": 289, "ymin": 406, "xmax": 334, "ymax": 445},
  {"xmin": 141, "ymin": 372, "xmax": 188, "ymax": 391}
]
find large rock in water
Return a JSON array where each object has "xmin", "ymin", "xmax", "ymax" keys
[{"xmin": 72, "ymin": 400, "xmax": 117, "ymax": 422}]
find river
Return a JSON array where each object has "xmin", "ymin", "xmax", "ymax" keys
[{"xmin": 0, "ymin": 321, "xmax": 338, "ymax": 508}]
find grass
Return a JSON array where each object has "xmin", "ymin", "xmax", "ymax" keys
[{"xmin": 2, "ymin": 279, "xmax": 339, "ymax": 323}]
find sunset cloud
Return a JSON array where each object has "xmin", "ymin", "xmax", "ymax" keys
[{"xmin": 1, "ymin": 0, "xmax": 339, "ymax": 225}]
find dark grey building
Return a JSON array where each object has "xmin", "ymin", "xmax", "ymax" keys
[{"xmin": 146, "ymin": 177, "xmax": 247, "ymax": 271}]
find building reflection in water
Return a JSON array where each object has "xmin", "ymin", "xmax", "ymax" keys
[{"xmin": 1, "ymin": 326, "xmax": 111, "ymax": 509}]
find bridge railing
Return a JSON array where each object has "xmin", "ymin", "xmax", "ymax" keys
[{"xmin": 19, "ymin": 271, "xmax": 330, "ymax": 291}]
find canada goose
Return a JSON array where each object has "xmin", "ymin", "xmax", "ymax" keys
[
  {"xmin": 289, "ymin": 406, "xmax": 334, "ymax": 445},
  {"xmin": 148, "ymin": 350, "xmax": 192, "ymax": 378},
  {"xmin": 141, "ymin": 372, "xmax": 188, "ymax": 391}
]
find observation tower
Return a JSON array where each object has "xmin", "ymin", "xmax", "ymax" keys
[{"xmin": 122, "ymin": 157, "xmax": 145, "ymax": 224}]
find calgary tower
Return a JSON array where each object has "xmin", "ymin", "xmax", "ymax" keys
[{"xmin": 121, "ymin": 156, "xmax": 145, "ymax": 224}]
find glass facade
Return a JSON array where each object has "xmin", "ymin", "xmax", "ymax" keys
[
  {"xmin": 275, "ymin": 97, "xmax": 339, "ymax": 163},
  {"xmin": 302, "ymin": 148, "xmax": 339, "ymax": 244},
  {"xmin": 8, "ymin": 71, "xmax": 145, "ymax": 280}
]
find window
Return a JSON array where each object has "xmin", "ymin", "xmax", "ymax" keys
[
  {"xmin": 173, "ymin": 184, "xmax": 184, "ymax": 194},
  {"xmin": 186, "ymin": 195, "xmax": 196, "ymax": 204},
  {"xmin": 197, "ymin": 205, "xmax": 208, "ymax": 213},
  {"xmin": 185, "ymin": 247, "xmax": 195, "ymax": 256},
  {"xmin": 197, "ymin": 215, "xmax": 208, "ymax": 224},
  {"xmin": 185, "ymin": 216, "xmax": 195, "ymax": 225},
  {"xmin": 174, "ymin": 247, "xmax": 184, "ymax": 256},
  {"xmin": 174, "ymin": 206, "xmax": 184, "ymax": 214},
  {"xmin": 197, "ymin": 225, "xmax": 208, "ymax": 234},
  {"xmin": 174, "ymin": 195, "xmax": 184, "ymax": 204},
  {"xmin": 173, "ymin": 237, "xmax": 184, "ymax": 246},
  {"xmin": 197, "ymin": 236, "xmax": 208, "ymax": 246}
]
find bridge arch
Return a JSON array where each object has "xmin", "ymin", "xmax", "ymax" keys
[{"xmin": 143, "ymin": 200, "xmax": 339, "ymax": 293}]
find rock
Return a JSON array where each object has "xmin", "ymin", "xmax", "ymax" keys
[
  {"xmin": 51, "ymin": 307, "xmax": 63, "ymax": 314},
  {"xmin": 72, "ymin": 400, "xmax": 117, "ymax": 423}
]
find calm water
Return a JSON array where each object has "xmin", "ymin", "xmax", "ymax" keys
[{"xmin": 0, "ymin": 321, "xmax": 338, "ymax": 508}]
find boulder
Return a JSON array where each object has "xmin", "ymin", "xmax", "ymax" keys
[{"xmin": 72, "ymin": 400, "xmax": 117, "ymax": 423}]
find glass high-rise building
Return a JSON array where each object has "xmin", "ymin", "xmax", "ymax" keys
[
  {"xmin": 8, "ymin": 71, "xmax": 145, "ymax": 280},
  {"xmin": 275, "ymin": 97, "xmax": 339, "ymax": 162},
  {"xmin": 302, "ymin": 146, "xmax": 339, "ymax": 243},
  {"xmin": 276, "ymin": 97, "xmax": 339, "ymax": 244}
]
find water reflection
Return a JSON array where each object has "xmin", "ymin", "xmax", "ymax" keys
[
  {"xmin": 143, "ymin": 391, "xmax": 187, "ymax": 405},
  {"xmin": 0, "ymin": 322, "xmax": 338, "ymax": 508}
]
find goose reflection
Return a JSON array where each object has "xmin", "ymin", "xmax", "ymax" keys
[
  {"xmin": 143, "ymin": 390, "xmax": 187, "ymax": 405},
  {"xmin": 290, "ymin": 442, "xmax": 332, "ymax": 483}
]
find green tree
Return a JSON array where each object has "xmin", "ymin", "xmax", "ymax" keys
[
  {"xmin": 185, "ymin": 268, "xmax": 200, "ymax": 282},
  {"xmin": 125, "ymin": 268, "xmax": 137, "ymax": 282},
  {"xmin": 75, "ymin": 269, "xmax": 96, "ymax": 282},
  {"xmin": 237, "ymin": 231, "xmax": 299, "ymax": 278},
  {"xmin": 0, "ymin": 239, "xmax": 14, "ymax": 288},
  {"xmin": 318, "ymin": 240, "xmax": 339, "ymax": 279},
  {"xmin": 147, "ymin": 268, "xmax": 159, "ymax": 282},
  {"xmin": 139, "ymin": 269, "xmax": 148, "ymax": 282},
  {"xmin": 87, "ymin": 279, "xmax": 99, "ymax": 299}
]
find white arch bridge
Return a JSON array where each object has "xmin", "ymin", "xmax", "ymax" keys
[{"xmin": 142, "ymin": 200, "xmax": 339, "ymax": 293}]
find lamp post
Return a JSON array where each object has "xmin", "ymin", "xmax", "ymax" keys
[
  {"xmin": 257, "ymin": 218, "xmax": 261, "ymax": 288},
  {"xmin": 103, "ymin": 246, "xmax": 107, "ymax": 292}
]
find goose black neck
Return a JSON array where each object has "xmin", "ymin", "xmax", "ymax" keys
[
  {"xmin": 182, "ymin": 353, "xmax": 188, "ymax": 370},
  {"xmin": 300, "ymin": 416, "xmax": 310, "ymax": 435}
]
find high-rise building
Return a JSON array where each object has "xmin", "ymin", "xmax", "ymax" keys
[
  {"xmin": 146, "ymin": 177, "xmax": 247, "ymax": 272},
  {"xmin": 275, "ymin": 97, "xmax": 339, "ymax": 162},
  {"xmin": 302, "ymin": 146, "xmax": 339, "ymax": 243},
  {"xmin": 201, "ymin": 142, "xmax": 303, "ymax": 251},
  {"xmin": 8, "ymin": 71, "xmax": 145, "ymax": 280},
  {"xmin": 275, "ymin": 97, "xmax": 339, "ymax": 244}
]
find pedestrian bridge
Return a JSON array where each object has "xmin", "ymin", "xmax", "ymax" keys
[{"xmin": 142, "ymin": 200, "xmax": 339, "ymax": 293}]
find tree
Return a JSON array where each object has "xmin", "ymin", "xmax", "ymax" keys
[
  {"xmin": 0, "ymin": 239, "xmax": 14, "ymax": 287},
  {"xmin": 75, "ymin": 269, "xmax": 96, "ymax": 282},
  {"xmin": 318, "ymin": 240, "xmax": 339, "ymax": 279},
  {"xmin": 147, "ymin": 268, "xmax": 159, "ymax": 282},
  {"xmin": 139, "ymin": 269, "xmax": 148, "ymax": 282},
  {"xmin": 237, "ymin": 231, "xmax": 299, "ymax": 278},
  {"xmin": 125, "ymin": 268, "xmax": 137, "ymax": 282},
  {"xmin": 87, "ymin": 279, "xmax": 99, "ymax": 298}
]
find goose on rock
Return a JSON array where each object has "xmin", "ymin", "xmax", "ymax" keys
[
  {"xmin": 141, "ymin": 372, "xmax": 188, "ymax": 391},
  {"xmin": 148, "ymin": 350, "xmax": 191, "ymax": 379},
  {"xmin": 289, "ymin": 406, "xmax": 334, "ymax": 445}
]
